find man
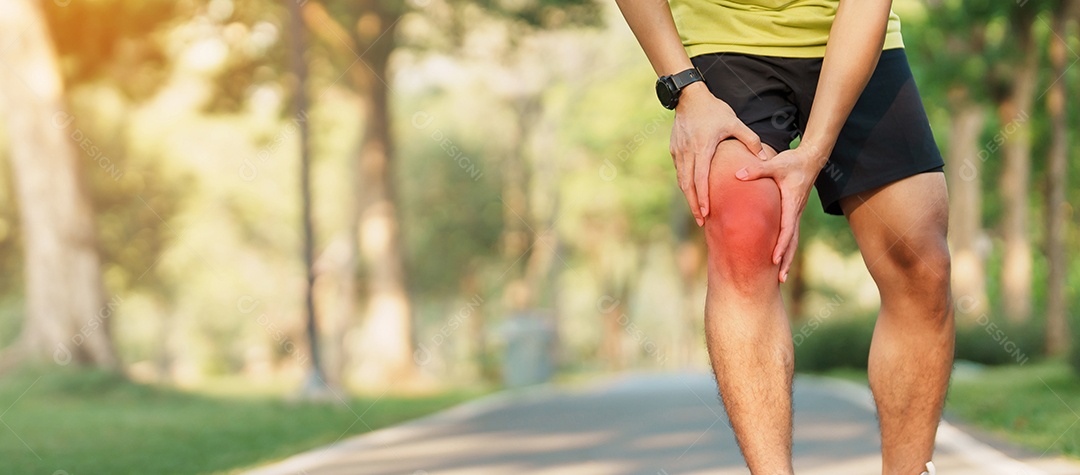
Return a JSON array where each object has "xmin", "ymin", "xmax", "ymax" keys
[{"xmin": 613, "ymin": 1, "xmax": 954, "ymax": 474}]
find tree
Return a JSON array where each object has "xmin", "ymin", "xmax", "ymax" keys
[
  {"xmin": 946, "ymin": 96, "xmax": 989, "ymax": 322},
  {"xmin": 905, "ymin": 4, "xmax": 997, "ymax": 323},
  {"xmin": 300, "ymin": 0, "xmax": 414, "ymax": 386},
  {"xmin": 303, "ymin": 0, "xmax": 600, "ymax": 386},
  {"xmin": 469, "ymin": 5, "xmax": 603, "ymax": 375},
  {"xmin": 34, "ymin": 0, "xmax": 185, "ymax": 378},
  {"xmin": 1043, "ymin": 1, "xmax": 1073, "ymax": 356},
  {"xmin": 998, "ymin": 9, "xmax": 1038, "ymax": 324},
  {"xmin": 0, "ymin": 0, "xmax": 116, "ymax": 369},
  {"xmin": 288, "ymin": 0, "xmax": 334, "ymax": 395}
]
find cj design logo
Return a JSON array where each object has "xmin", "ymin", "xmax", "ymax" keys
[
  {"xmin": 413, "ymin": 343, "xmax": 432, "ymax": 366},
  {"xmin": 599, "ymin": 159, "xmax": 618, "ymax": 181},
  {"xmin": 54, "ymin": 343, "xmax": 73, "ymax": 366},
  {"xmin": 411, "ymin": 111, "xmax": 435, "ymax": 129},
  {"xmin": 238, "ymin": 156, "xmax": 261, "ymax": 181},
  {"xmin": 51, "ymin": 111, "xmax": 75, "ymax": 128}
]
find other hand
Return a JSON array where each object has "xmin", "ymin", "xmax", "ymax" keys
[
  {"xmin": 734, "ymin": 145, "xmax": 827, "ymax": 282},
  {"xmin": 671, "ymin": 83, "xmax": 767, "ymax": 226}
]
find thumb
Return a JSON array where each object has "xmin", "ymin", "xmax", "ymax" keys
[{"xmin": 735, "ymin": 161, "xmax": 772, "ymax": 181}]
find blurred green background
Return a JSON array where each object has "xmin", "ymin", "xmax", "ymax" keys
[{"xmin": 0, "ymin": 0, "xmax": 1078, "ymax": 473}]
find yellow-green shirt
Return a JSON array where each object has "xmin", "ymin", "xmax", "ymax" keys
[{"xmin": 671, "ymin": 0, "xmax": 904, "ymax": 58}]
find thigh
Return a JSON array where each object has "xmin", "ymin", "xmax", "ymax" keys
[{"xmin": 841, "ymin": 172, "xmax": 950, "ymax": 294}]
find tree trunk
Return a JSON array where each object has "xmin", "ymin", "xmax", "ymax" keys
[
  {"xmin": 462, "ymin": 271, "xmax": 493, "ymax": 381},
  {"xmin": 330, "ymin": 235, "xmax": 357, "ymax": 385},
  {"xmin": 998, "ymin": 17, "xmax": 1037, "ymax": 324},
  {"xmin": 497, "ymin": 93, "xmax": 543, "ymax": 342},
  {"xmin": 500, "ymin": 97, "xmax": 540, "ymax": 282},
  {"xmin": 288, "ymin": 0, "xmax": 332, "ymax": 397},
  {"xmin": 1044, "ymin": 9, "xmax": 1070, "ymax": 356},
  {"xmin": 600, "ymin": 291, "xmax": 626, "ymax": 370},
  {"xmin": 0, "ymin": 0, "xmax": 116, "ymax": 369},
  {"xmin": 945, "ymin": 98, "xmax": 989, "ymax": 323},
  {"xmin": 311, "ymin": 234, "xmax": 356, "ymax": 386},
  {"xmin": 787, "ymin": 251, "xmax": 808, "ymax": 320},
  {"xmin": 675, "ymin": 238, "xmax": 703, "ymax": 368},
  {"xmin": 348, "ymin": 9, "xmax": 416, "ymax": 386}
]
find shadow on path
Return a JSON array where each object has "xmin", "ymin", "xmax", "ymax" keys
[{"xmin": 244, "ymin": 373, "xmax": 1080, "ymax": 475}]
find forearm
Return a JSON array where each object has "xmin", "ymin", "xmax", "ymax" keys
[
  {"xmin": 801, "ymin": 0, "xmax": 894, "ymax": 165},
  {"xmin": 613, "ymin": 0, "xmax": 696, "ymax": 77}
]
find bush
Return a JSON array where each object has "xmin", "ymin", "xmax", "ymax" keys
[
  {"xmin": 954, "ymin": 315, "xmax": 1043, "ymax": 366},
  {"xmin": 794, "ymin": 313, "xmax": 1045, "ymax": 373},
  {"xmin": 793, "ymin": 316, "xmax": 875, "ymax": 372},
  {"xmin": 1068, "ymin": 314, "xmax": 1080, "ymax": 374}
]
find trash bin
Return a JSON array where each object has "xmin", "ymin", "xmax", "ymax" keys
[{"xmin": 500, "ymin": 312, "xmax": 554, "ymax": 388}]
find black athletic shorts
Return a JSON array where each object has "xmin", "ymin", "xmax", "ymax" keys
[{"xmin": 690, "ymin": 48, "xmax": 944, "ymax": 216}]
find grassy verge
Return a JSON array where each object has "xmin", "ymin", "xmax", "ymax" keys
[
  {"xmin": 946, "ymin": 361, "xmax": 1080, "ymax": 457},
  {"xmin": 0, "ymin": 368, "xmax": 486, "ymax": 475},
  {"xmin": 817, "ymin": 367, "xmax": 869, "ymax": 385},
  {"xmin": 823, "ymin": 361, "xmax": 1080, "ymax": 458}
]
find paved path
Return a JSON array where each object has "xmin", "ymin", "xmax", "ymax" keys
[{"xmin": 245, "ymin": 373, "xmax": 1080, "ymax": 475}]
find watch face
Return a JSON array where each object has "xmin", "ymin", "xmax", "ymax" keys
[{"xmin": 656, "ymin": 78, "xmax": 677, "ymax": 109}]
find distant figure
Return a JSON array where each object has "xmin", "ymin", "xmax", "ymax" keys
[{"xmin": 614, "ymin": 1, "xmax": 951, "ymax": 474}]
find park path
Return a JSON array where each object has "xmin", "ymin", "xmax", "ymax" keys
[{"xmin": 244, "ymin": 373, "xmax": 1080, "ymax": 475}]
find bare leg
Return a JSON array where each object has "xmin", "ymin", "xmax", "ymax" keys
[
  {"xmin": 702, "ymin": 140, "xmax": 794, "ymax": 475},
  {"xmin": 840, "ymin": 172, "xmax": 955, "ymax": 475}
]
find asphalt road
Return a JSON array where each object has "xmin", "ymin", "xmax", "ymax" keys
[{"xmin": 245, "ymin": 373, "xmax": 1080, "ymax": 475}]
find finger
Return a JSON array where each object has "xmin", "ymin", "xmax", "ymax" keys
[
  {"xmin": 731, "ymin": 124, "xmax": 768, "ymax": 161},
  {"xmin": 735, "ymin": 161, "xmax": 771, "ymax": 181},
  {"xmin": 694, "ymin": 147, "xmax": 712, "ymax": 218},
  {"xmin": 773, "ymin": 199, "xmax": 796, "ymax": 265},
  {"xmin": 675, "ymin": 149, "xmax": 704, "ymax": 227},
  {"xmin": 779, "ymin": 225, "xmax": 799, "ymax": 283}
]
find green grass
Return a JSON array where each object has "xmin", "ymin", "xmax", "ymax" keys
[
  {"xmin": 0, "ymin": 368, "xmax": 486, "ymax": 475},
  {"xmin": 818, "ymin": 367, "xmax": 870, "ymax": 385},
  {"xmin": 823, "ymin": 361, "xmax": 1080, "ymax": 459},
  {"xmin": 947, "ymin": 361, "xmax": 1080, "ymax": 457}
]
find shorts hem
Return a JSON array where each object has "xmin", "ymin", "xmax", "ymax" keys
[{"xmin": 820, "ymin": 162, "xmax": 945, "ymax": 216}]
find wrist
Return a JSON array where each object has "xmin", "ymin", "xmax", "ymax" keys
[
  {"xmin": 658, "ymin": 61, "xmax": 696, "ymax": 78},
  {"xmin": 797, "ymin": 137, "xmax": 835, "ymax": 168},
  {"xmin": 681, "ymin": 81, "xmax": 710, "ymax": 97},
  {"xmin": 673, "ymin": 82, "xmax": 711, "ymax": 111}
]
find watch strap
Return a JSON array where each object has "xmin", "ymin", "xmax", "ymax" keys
[{"xmin": 670, "ymin": 68, "xmax": 703, "ymax": 90}]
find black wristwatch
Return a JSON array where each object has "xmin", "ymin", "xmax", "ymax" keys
[{"xmin": 656, "ymin": 68, "xmax": 704, "ymax": 110}]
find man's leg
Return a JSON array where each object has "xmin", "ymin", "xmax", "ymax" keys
[
  {"xmin": 840, "ymin": 172, "xmax": 954, "ymax": 475},
  {"xmin": 703, "ymin": 139, "xmax": 793, "ymax": 474}
]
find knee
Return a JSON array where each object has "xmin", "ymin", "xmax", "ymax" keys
[
  {"xmin": 703, "ymin": 144, "xmax": 781, "ymax": 291},
  {"xmin": 882, "ymin": 235, "xmax": 952, "ymax": 315}
]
